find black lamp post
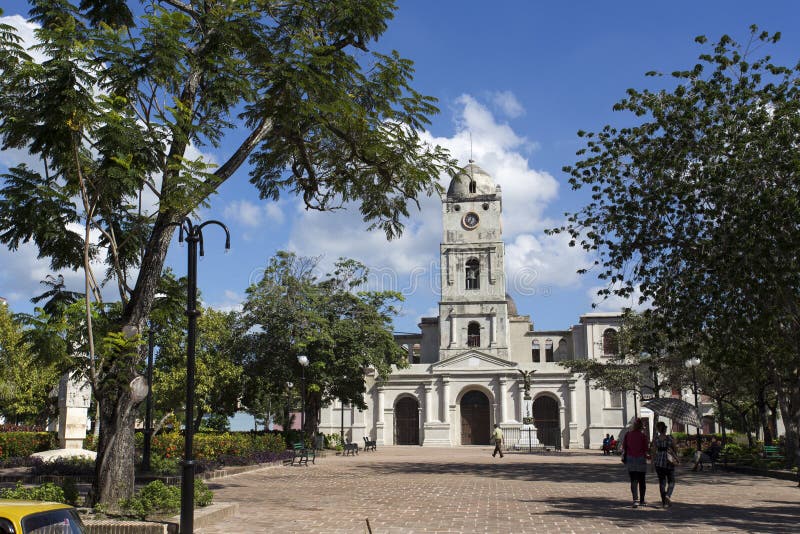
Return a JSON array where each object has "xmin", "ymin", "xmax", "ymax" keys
[
  {"xmin": 142, "ymin": 324, "xmax": 155, "ymax": 472},
  {"xmin": 297, "ymin": 355, "xmax": 309, "ymax": 446},
  {"xmin": 143, "ymin": 294, "xmax": 166, "ymax": 473},
  {"xmin": 685, "ymin": 356, "xmax": 703, "ymax": 453},
  {"xmin": 172, "ymin": 218, "xmax": 230, "ymax": 534}
]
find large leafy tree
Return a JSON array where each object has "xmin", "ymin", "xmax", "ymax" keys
[
  {"xmin": 0, "ymin": 1, "xmax": 451, "ymax": 505},
  {"xmin": 553, "ymin": 27, "xmax": 800, "ymax": 469},
  {"xmin": 239, "ymin": 252, "xmax": 406, "ymax": 440},
  {"xmin": 0, "ymin": 302, "xmax": 61, "ymax": 425}
]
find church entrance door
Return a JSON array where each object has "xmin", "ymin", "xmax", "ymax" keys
[
  {"xmin": 460, "ymin": 390, "xmax": 490, "ymax": 445},
  {"xmin": 395, "ymin": 397, "xmax": 420, "ymax": 445},
  {"xmin": 532, "ymin": 396, "xmax": 561, "ymax": 448}
]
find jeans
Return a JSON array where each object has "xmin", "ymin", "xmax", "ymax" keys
[
  {"xmin": 629, "ymin": 471, "xmax": 646, "ymax": 503},
  {"xmin": 655, "ymin": 466, "xmax": 675, "ymax": 503}
]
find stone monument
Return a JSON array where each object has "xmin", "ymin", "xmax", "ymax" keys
[
  {"xmin": 32, "ymin": 371, "xmax": 97, "ymax": 462},
  {"xmin": 516, "ymin": 369, "xmax": 540, "ymax": 449}
]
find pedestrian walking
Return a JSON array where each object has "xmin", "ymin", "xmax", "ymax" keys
[
  {"xmin": 492, "ymin": 424, "xmax": 504, "ymax": 458},
  {"xmin": 651, "ymin": 421, "xmax": 677, "ymax": 508},
  {"xmin": 622, "ymin": 418, "xmax": 649, "ymax": 507}
]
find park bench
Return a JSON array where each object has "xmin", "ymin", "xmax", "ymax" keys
[
  {"xmin": 763, "ymin": 445, "xmax": 784, "ymax": 461},
  {"xmin": 291, "ymin": 442, "xmax": 315, "ymax": 466},
  {"xmin": 343, "ymin": 442, "xmax": 359, "ymax": 456},
  {"xmin": 363, "ymin": 436, "xmax": 377, "ymax": 451}
]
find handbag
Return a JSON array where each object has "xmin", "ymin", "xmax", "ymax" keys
[{"xmin": 666, "ymin": 449, "xmax": 680, "ymax": 466}]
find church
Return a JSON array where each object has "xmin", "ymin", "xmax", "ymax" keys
[{"xmin": 319, "ymin": 162, "xmax": 633, "ymax": 449}]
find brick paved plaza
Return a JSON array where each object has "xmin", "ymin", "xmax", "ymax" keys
[{"xmin": 196, "ymin": 447, "xmax": 799, "ymax": 533}]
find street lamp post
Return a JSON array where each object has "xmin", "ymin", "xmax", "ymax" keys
[
  {"xmin": 297, "ymin": 355, "xmax": 309, "ymax": 447},
  {"xmin": 685, "ymin": 356, "xmax": 703, "ymax": 453},
  {"xmin": 143, "ymin": 294, "xmax": 167, "ymax": 473},
  {"xmin": 172, "ymin": 218, "xmax": 230, "ymax": 534}
]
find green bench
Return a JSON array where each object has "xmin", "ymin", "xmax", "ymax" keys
[
  {"xmin": 291, "ymin": 442, "xmax": 316, "ymax": 466},
  {"xmin": 763, "ymin": 445, "xmax": 784, "ymax": 461}
]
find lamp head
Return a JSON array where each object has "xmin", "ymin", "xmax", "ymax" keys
[
  {"xmin": 685, "ymin": 356, "xmax": 701, "ymax": 368},
  {"xmin": 297, "ymin": 354, "xmax": 309, "ymax": 366}
]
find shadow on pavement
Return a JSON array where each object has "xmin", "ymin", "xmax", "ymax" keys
[{"xmin": 539, "ymin": 496, "xmax": 800, "ymax": 533}]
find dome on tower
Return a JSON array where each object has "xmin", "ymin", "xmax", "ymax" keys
[
  {"xmin": 506, "ymin": 293, "xmax": 518, "ymax": 316},
  {"xmin": 447, "ymin": 162, "xmax": 496, "ymax": 199}
]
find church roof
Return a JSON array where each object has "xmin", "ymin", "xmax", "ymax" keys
[{"xmin": 446, "ymin": 162, "xmax": 497, "ymax": 199}]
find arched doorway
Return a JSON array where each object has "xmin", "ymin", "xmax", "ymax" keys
[
  {"xmin": 460, "ymin": 390, "xmax": 490, "ymax": 445},
  {"xmin": 532, "ymin": 396, "xmax": 560, "ymax": 448},
  {"xmin": 395, "ymin": 397, "xmax": 420, "ymax": 445}
]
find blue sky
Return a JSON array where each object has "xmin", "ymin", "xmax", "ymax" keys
[{"xmin": 2, "ymin": 1, "xmax": 800, "ymax": 334}]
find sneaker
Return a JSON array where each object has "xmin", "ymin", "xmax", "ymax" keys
[
  {"xmin": 665, "ymin": 496, "xmax": 672, "ymax": 508},
  {"xmin": 639, "ymin": 501, "xmax": 646, "ymax": 507},
  {"xmin": 632, "ymin": 501, "xmax": 639, "ymax": 508}
]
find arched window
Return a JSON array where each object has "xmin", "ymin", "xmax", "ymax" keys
[
  {"xmin": 467, "ymin": 322, "xmax": 480, "ymax": 347},
  {"xmin": 602, "ymin": 329, "xmax": 618, "ymax": 356},
  {"xmin": 469, "ymin": 180, "xmax": 477, "ymax": 193},
  {"xmin": 465, "ymin": 258, "xmax": 480, "ymax": 290},
  {"xmin": 556, "ymin": 339, "xmax": 568, "ymax": 361},
  {"xmin": 532, "ymin": 340, "xmax": 541, "ymax": 362},
  {"xmin": 545, "ymin": 339, "xmax": 554, "ymax": 362}
]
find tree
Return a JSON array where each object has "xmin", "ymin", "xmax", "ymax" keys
[
  {"xmin": 154, "ymin": 307, "xmax": 242, "ymax": 432},
  {"xmin": 239, "ymin": 252, "xmax": 406, "ymax": 439},
  {"xmin": 553, "ymin": 27, "xmax": 800, "ymax": 469},
  {"xmin": 0, "ymin": 1, "xmax": 452, "ymax": 505},
  {"xmin": 0, "ymin": 302, "xmax": 60, "ymax": 425}
]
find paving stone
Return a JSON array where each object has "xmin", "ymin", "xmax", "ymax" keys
[{"xmin": 195, "ymin": 447, "xmax": 799, "ymax": 533}]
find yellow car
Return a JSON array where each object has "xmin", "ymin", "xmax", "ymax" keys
[{"xmin": 0, "ymin": 500, "xmax": 86, "ymax": 534}]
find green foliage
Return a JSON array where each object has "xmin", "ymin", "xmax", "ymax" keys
[
  {"xmin": 120, "ymin": 479, "xmax": 212, "ymax": 520},
  {"xmin": 150, "ymin": 431, "xmax": 286, "ymax": 461},
  {"xmin": 61, "ymin": 478, "xmax": 80, "ymax": 506},
  {"xmin": 0, "ymin": 0, "xmax": 452, "ymax": 506},
  {"xmin": 0, "ymin": 431, "xmax": 58, "ymax": 459},
  {"xmin": 200, "ymin": 413, "xmax": 231, "ymax": 433},
  {"xmin": 554, "ymin": 26, "xmax": 800, "ymax": 468},
  {"xmin": 240, "ymin": 252, "xmax": 407, "ymax": 436},
  {"xmin": 147, "ymin": 454, "xmax": 180, "ymax": 477},
  {"xmin": 0, "ymin": 482, "xmax": 66, "ymax": 503},
  {"xmin": 0, "ymin": 303, "xmax": 61, "ymax": 425},
  {"xmin": 154, "ymin": 308, "xmax": 242, "ymax": 431}
]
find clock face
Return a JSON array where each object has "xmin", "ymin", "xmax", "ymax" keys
[{"xmin": 463, "ymin": 212, "xmax": 479, "ymax": 229}]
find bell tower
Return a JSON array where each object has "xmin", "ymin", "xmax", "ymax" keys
[{"xmin": 439, "ymin": 162, "xmax": 510, "ymax": 360}]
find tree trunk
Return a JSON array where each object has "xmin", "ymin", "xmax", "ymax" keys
[{"xmin": 91, "ymin": 388, "xmax": 138, "ymax": 509}]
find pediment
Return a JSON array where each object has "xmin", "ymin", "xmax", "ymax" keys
[{"xmin": 431, "ymin": 350, "xmax": 518, "ymax": 371}]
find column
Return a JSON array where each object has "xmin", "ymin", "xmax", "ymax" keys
[
  {"xmin": 424, "ymin": 383, "xmax": 434, "ymax": 423},
  {"xmin": 449, "ymin": 308, "xmax": 456, "ymax": 348},
  {"xmin": 568, "ymin": 380, "xmax": 579, "ymax": 449},
  {"xmin": 442, "ymin": 376, "xmax": 451, "ymax": 423},
  {"xmin": 516, "ymin": 380, "xmax": 524, "ymax": 422},
  {"xmin": 498, "ymin": 377, "xmax": 507, "ymax": 423},
  {"xmin": 375, "ymin": 385, "xmax": 386, "ymax": 446},
  {"xmin": 489, "ymin": 312, "xmax": 496, "ymax": 346}
]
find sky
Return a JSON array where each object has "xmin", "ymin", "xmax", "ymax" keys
[{"xmin": 2, "ymin": 0, "xmax": 800, "ymax": 335}]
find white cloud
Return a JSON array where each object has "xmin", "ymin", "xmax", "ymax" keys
[
  {"xmin": 224, "ymin": 200, "xmax": 263, "ymax": 228},
  {"xmin": 490, "ymin": 90, "xmax": 525, "ymax": 119},
  {"xmin": 586, "ymin": 283, "xmax": 649, "ymax": 313},
  {"xmin": 209, "ymin": 289, "xmax": 244, "ymax": 313},
  {"xmin": 287, "ymin": 92, "xmax": 589, "ymax": 304}
]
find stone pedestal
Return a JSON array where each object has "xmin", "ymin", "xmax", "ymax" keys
[
  {"xmin": 516, "ymin": 398, "xmax": 540, "ymax": 448},
  {"xmin": 422, "ymin": 422, "xmax": 451, "ymax": 446},
  {"xmin": 33, "ymin": 371, "xmax": 96, "ymax": 463},
  {"xmin": 58, "ymin": 372, "xmax": 92, "ymax": 449}
]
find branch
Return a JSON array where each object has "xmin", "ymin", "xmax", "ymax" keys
[{"xmin": 202, "ymin": 117, "xmax": 273, "ymax": 197}]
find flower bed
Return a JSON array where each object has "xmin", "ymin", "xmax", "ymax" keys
[{"xmin": 0, "ymin": 431, "xmax": 58, "ymax": 459}]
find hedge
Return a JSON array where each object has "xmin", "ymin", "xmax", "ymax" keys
[
  {"xmin": 151, "ymin": 432, "xmax": 286, "ymax": 460},
  {"xmin": 0, "ymin": 432, "xmax": 58, "ymax": 459}
]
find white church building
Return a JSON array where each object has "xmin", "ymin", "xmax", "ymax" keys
[{"xmin": 319, "ymin": 163, "xmax": 639, "ymax": 449}]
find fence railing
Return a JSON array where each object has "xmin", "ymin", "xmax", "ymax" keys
[{"xmin": 501, "ymin": 424, "xmax": 562, "ymax": 452}]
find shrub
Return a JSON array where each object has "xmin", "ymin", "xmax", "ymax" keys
[
  {"xmin": 62, "ymin": 478, "xmax": 80, "ymax": 506},
  {"xmin": 148, "ymin": 455, "xmax": 180, "ymax": 476},
  {"xmin": 0, "ymin": 482, "xmax": 66, "ymax": 503},
  {"xmin": 119, "ymin": 479, "xmax": 212, "ymax": 520},
  {"xmin": 30, "ymin": 457, "xmax": 95, "ymax": 477},
  {"xmin": 0, "ymin": 432, "xmax": 58, "ymax": 459},
  {"xmin": 0, "ymin": 456, "xmax": 44, "ymax": 469},
  {"xmin": 150, "ymin": 431, "xmax": 286, "ymax": 461}
]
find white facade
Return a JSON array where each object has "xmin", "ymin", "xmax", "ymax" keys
[{"xmin": 320, "ymin": 163, "xmax": 636, "ymax": 449}]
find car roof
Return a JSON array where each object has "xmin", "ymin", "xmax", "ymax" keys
[{"xmin": 0, "ymin": 500, "xmax": 72, "ymax": 522}]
